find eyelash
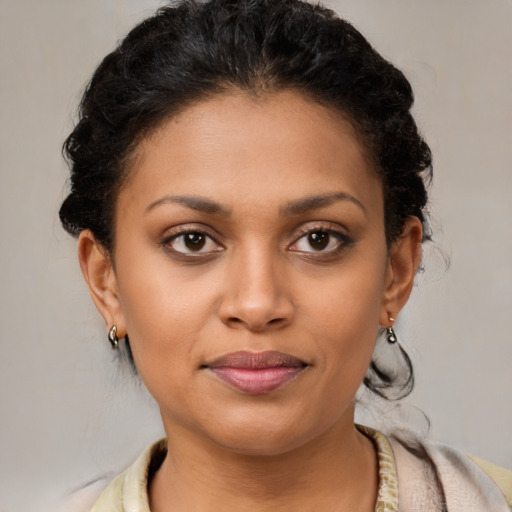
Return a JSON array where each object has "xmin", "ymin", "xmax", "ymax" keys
[
  {"xmin": 161, "ymin": 223, "xmax": 351, "ymax": 259},
  {"xmin": 289, "ymin": 224, "xmax": 351, "ymax": 257},
  {"xmin": 162, "ymin": 226, "xmax": 224, "ymax": 258}
]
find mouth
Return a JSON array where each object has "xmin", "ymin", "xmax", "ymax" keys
[{"xmin": 203, "ymin": 350, "xmax": 308, "ymax": 395}]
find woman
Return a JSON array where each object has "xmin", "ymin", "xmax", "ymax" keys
[{"xmin": 59, "ymin": 0, "xmax": 512, "ymax": 510}]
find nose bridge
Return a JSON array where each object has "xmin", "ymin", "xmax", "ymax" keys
[{"xmin": 219, "ymin": 240, "xmax": 293, "ymax": 330}]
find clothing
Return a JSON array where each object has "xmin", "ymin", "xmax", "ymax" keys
[{"xmin": 90, "ymin": 427, "xmax": 512, "ymax": 511}]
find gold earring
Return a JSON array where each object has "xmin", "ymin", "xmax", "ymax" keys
[{"xmin": 108, "ymin": 325, "xmax": 119, "ymax": 349}]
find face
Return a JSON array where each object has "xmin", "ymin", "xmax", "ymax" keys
[{"xmin": 80, "ymin": 90, "xmax": 420, "ymax": 456}]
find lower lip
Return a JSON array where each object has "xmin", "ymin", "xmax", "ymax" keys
[{"xmin": 208, "ymin": 366, "xmax": 305, "ymax": 394}]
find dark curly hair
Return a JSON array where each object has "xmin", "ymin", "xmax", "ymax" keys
[{"xmin": 60, "ymin": 0, "xmax": 432, "ymax": 400}]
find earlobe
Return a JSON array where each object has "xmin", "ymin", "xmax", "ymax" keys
[
  {"xmin": 379, "ymin": 217, "xmax": 423, "ymax": 326},
  {"xmin": 77, "ymin": 230, "xmax": 126, "ymax": 336}
]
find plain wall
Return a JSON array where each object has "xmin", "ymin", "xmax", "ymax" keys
[{"xmin": 1, "ymin": 1, "xmax": 511, "ymax": 511}]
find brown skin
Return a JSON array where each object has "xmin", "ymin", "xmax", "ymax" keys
[{"xmin": 79, "ymin": 90, "xmax": 422, "ymax": 511}]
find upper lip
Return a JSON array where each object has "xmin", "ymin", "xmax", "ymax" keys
[{"xmin": 204, "ymin": 350, "xmax": 307, "ymax": 369}]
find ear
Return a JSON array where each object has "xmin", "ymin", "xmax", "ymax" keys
[
  {"xmin": 379, "ymin": 217, "xmax": 423, "ymax": 326},
  {"xmin": 78, "ymin": 230, "xmax": 126, "ymax": 337}
]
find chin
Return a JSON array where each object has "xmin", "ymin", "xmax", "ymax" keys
[
  {"xmin": 217, "ymin": 431, "xmax": 311, "ymax": 457},
  {"xmin": 204, "ymin": 409, "xmax": 335, "ymax": 458}
]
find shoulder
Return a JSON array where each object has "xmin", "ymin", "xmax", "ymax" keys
[
  {"xmin": 388, "ymin": 431, "xmax": 512, "ymax": 511},
  {"xmin": 89, "ymin": 472, "xmax": 126, "ymax": 512},
  {"xmin": 55, "ymin": 438, "xmax": 166, "ymax": 512},
  {"xmin": 469, "ymin": 455, "xmax": 512, "ymax": 508},
  {"xmin": 89, "ymin": 438, "xmax": 167, "ymax": 512},
  {"xmin": 53, "ymin": 476, "xmax": 113, "ymax": 512}
]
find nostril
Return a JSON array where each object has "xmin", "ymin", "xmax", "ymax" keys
[
  {"xmin": 224, "ymin": 315, "xmax": 287, "ymax": 331},
  {"xmin": 219, "ymin": 295, "xmax": 294, "ymax": 331}
]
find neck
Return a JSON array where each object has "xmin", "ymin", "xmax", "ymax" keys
[{"xmin": 149, "ymin": 413, "xmax": 378, "ymax": 512}]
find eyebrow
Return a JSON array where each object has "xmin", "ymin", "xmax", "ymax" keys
[
  {"xmin": 145, "ymin": 191, "xmax": 365, "ymax": 217},
  {"xmin": 145, "ymin": 195, "xmax": 230, "ymax": 215},
  {"xmin": 281, "ymin": 192, "xmax": 366, "ymax": 216}
]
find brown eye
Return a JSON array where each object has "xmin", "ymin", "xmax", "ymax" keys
[
  {"xmin": 167, "ymin": 231, "xmax": 223, "ymax": 254},
  {"xmin": 184, "ymin": 232, "xmax": 206, "ymax": 251},
  {"xmin": 308, "ymin": 232, "xmax": 329, "ymax": 251},
  {"xmin": 289, "ymin": 228, "xmax": 348, "ymax": 254}
]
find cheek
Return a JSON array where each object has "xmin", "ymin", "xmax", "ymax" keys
[
  {"xmin": 117, "ymin": 276, "xmax": 209, "ymax": 427},
  {"xmin": 303, "ymin": 258, "xmax": 387, "ymax": 382},
  {"xmin": 113, "ymin": 248, "xmax": 216, "ymax": 380}
]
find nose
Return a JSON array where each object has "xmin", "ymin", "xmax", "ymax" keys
[{"xmin": 218, "ymin": 248, "xmax": 294, "ymax": 332}]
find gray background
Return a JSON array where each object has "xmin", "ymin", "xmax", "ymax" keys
[{"xmin": 1, "ymin": 1, "xmax": 511, "ymax": 511}]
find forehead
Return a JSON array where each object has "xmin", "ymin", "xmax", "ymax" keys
[{"xmin": 120, "ymin": 90, "xmax": 382, "ymax": 216}]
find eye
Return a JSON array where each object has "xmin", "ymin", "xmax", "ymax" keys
[
  {"xmin": 289, "ymin": 228, "xmax": 347, "ymax": 254},
  {"xmin": 165, "ymin": 230, "xmax": 223, "ymax": 254}
]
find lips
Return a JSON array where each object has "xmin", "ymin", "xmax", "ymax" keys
[{"xmin": 204, "ymin": 350, "xmax": 307, "ymax": 395}]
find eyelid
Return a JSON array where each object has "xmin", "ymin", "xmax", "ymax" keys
[
  {"xmin": 288, "ymin": 222, "xmax": 350, "ymax": 254},
  {"xmin": 290, "ymin": 222, "xmax": 347, "ymax": 241},
  {"xmin": 161, "ymin": 224, "xmax": 225, "ymax": 255},
  {"xmin": 159, "ymin": 221, "xmax": 350, "ymax": 257}
]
